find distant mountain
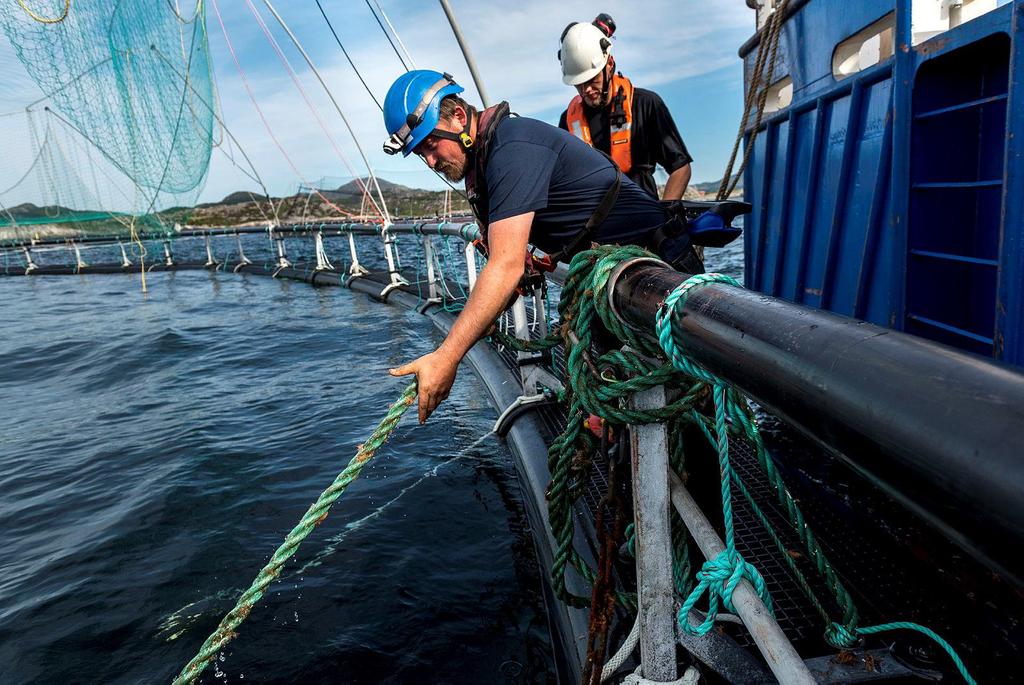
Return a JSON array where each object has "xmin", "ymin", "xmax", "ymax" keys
[
  {"xmin": 0, "ymin": 179, "xmax": 471, "ymax": 233},
  {"xmin": 221, "ymin": 191, "xmax": 269, "ymax": 205},
  {"xmin": 692, "ymin": 174, "xmax": 744, "ymax": 195},
  {"xmin": 185, "ymin": 178, "xmax": 471, "ymax": 227},
  {"xmin": 331, "ymin": 177, "xmax": 408, "ymax": 195}
]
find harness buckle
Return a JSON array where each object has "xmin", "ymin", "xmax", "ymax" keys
[{"xmin": 529, "ymin": 252, "xmax": 557, "ymax": 273}]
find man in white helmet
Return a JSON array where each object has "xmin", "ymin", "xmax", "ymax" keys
[{"xmin": 558, "ymin": 14, "xmax": 693, "ymax": 201}]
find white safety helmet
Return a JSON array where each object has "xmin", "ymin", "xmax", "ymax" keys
[{"xmin": 559, "ymin": 22, "xmax": 612, "ymax": 86}]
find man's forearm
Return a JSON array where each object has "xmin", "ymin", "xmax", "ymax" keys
[
  {"xmin": 437, "ymin": 259, "xmax": 522, "ymax": 362},
  {"xmin": 663, "ymin": 163, "xmax": 692, "ymax": 201}
]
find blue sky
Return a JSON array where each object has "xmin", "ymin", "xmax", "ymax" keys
[
  {"xmin": 200, "ymin": 0, "xmax": 754, "ymax": 203},
  {"xmin": 0, "ymin": 1, "xmax": 755, "ymax": 207}
]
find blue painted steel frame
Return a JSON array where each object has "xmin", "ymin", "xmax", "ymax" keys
[
  {"xmin": 999, "ymin": 1, "xmax": 1024, "ymax": 365},
  {"xmin": 739, "ymin": 0, "xmax": 1023, "ymax": 365}
]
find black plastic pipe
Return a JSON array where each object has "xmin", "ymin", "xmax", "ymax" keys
[{"xmin": 611, "ymin": 262, "xmax": 1024, "ymax": 587}]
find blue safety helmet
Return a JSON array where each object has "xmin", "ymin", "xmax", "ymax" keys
[{"xmin": 383, "ymin": 70, "xmax": 465, "ymax": 156}]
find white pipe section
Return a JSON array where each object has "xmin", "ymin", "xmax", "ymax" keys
[{"xmin": 464, "ymin": 241, "xmax": 477, "ymax": 291}]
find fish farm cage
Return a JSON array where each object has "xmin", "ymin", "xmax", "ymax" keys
[{"xmin": 3, "ymin": 221, "xmax": 1022, "ymax": 685}]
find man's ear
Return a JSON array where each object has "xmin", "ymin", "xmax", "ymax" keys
[{"xmin": 453, "ymin": 104, "xmax": 469, "ymax": 128}]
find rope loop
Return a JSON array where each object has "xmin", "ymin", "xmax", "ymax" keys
[
  {"xmin": 16, "ymin": 0, "xmax": 70, "ymax": 24},
  {"xmin": 825, "ymin": 621, "xmax": 859, "ymax": 649},
  {"xmin": 655, "ymin": 272, "xmax": 740, "ymax": 385},
  {"xmin": 678, "ymin": 548, "xmax": 772, "ymax": 635}
]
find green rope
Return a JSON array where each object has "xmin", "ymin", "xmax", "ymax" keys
[
  {"xmin": 174, "ymin": 382, "xmax": 417, "ymax": 685},
  {"xmin": 656, "ymin": 272, "xmax": 975, "ymax": 682},
  {"xmin": 651, "ymin": 274, "xmax": 772, "ymax": 633},
  {"xmin": 480, "ymin": 246, "xmax": 976, "ymax": 684},
  {"xmin": 830, "ymin": 622, "xmax": 977, "ymax": 685}
]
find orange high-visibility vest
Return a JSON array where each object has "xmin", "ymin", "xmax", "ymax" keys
[{"xmin": 566, "ymin": 72, "xmax": 634, "ymax": 174}]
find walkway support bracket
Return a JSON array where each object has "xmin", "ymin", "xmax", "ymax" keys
[{"xmin": 630, "ymin": 384, "xmax": 678, "ymax": 682}]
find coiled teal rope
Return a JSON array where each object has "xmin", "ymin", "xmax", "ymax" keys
[{"xmin": 173, "ymin": 382, "xmax": 417, "ymax": 685}]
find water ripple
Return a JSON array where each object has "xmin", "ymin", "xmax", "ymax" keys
[{"xmin": 0, "ymin": 272, "xmax": 552, "ymax": 684}]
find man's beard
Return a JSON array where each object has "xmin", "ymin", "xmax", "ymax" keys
[{"xmin": 436, "ymin": 156, "xmax": 466, "ymax": 182}]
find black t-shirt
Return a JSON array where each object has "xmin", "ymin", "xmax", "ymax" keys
[
  {"xmin": 558, "ymin": 86, "xmax": 692, "ymax": 199},
  {"xmin": 476, "ymin": 116, "xmax": 666, "ymax": 256}
]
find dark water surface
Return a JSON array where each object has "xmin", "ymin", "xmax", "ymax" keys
[
  {"xmin": 703, "ymin": 231, "xmax": 744, "ymax": 281},
  {"xmin": 0, "ymin": 271, "xmax": 552, "ymax": 684}
]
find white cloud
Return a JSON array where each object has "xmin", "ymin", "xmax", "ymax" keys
[
  {"xmin": 201, "ymin": 0, "xmax": 753, "ymax": 202},
  {"xmin": 1, "ymin": 1, "xmax": 754, "ymax": 205}
]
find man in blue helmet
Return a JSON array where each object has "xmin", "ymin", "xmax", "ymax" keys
[{"xmin": 382, "ymin": 70, "xmax": 703, "ymax": 423}]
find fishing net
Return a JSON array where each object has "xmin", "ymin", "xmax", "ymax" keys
[{"xmin": 0, "ymin": 0, "xmax": 215, "ymax": 236}]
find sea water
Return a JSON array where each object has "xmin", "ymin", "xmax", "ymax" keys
[
  {"xmin": 0, "ymin": 230, "xmax": 744, "ymax": 684},
  {"xmin": 0, "ymin": 271, "xmax": 552, "ymax": 684}
]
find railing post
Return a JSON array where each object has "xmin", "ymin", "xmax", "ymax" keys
[
  {"xmin": 234, "ymin": 230, "xmax": 252, "ymax": 272},
  {"xmin": 464, "ymin": 240, "xmax": 477, "ymax": 291},
  {"xmin": 629, "ymin": 384, "xmax": 679, "ymax": 682},
  {"xmin": 314, "ymin": 229, "xmax": 333, "ymax": 271},
  {"xmin": 23, "ymin": 246, "xmax": 37, "ymax": 273},
  {"xmin": 71, "ymin": 240, "xmax": 87, "ymax": 270},
  {"xmin": 423, "ymin": 234, "xmax": 440, "ymax": 302},
  {"xmin": 382, "ymin": 222, "xmax": 402, "ymax": 284},
  {"xmin": 204, "ymin": 233, "xmax": 218, "ymax": 268},
  {"xmin": 511, "ymin": 296, "xmax": 537, "ymax": 392},
  {"xmin": 346, "ymin": 229, "xmax": 367, "ymax": 276},
  {"xmin": 118, "ymin": 240, "xmax": 132, "ymax": 267},
  {"xmin": 270, "ymin": 225, "xmax": 291, "ymax": 269},
  {"xmin": 162, "ymin": 237, "xmax": 174, "ymax": 267},
  {"xmin": 532, "ymin": 286, "xmax": 548, "ymax": 336}
]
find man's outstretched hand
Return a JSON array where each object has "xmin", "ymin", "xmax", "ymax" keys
[{"xmin": 389, "ymin": 349, "xmax": 459, "ymax": 424}]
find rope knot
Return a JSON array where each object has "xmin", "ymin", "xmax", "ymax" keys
[
  {"xmin": 655, "ymin": 273, "xmax": 740, "ymax": 385},
  {"xmin": 678, "ymin": 548, "xmax": 772, "ymax": 635},
  {"xmin": 825, "ymin": 622, "xmax": 859, "ymax": 649}
]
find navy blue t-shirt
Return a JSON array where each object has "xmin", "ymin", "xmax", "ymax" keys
[{"xmin": 478, "ymin": 116, "xmax": 666, "ymax": 256}]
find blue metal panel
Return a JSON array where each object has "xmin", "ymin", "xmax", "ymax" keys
[
  {"xmin": 853, "ymin": 103, "xmax": 894, "ymax": 323},
  {"xmin": 828, "ymin": 75, "xmax": 893, "ymax": 315},
  {"xmin": 751, "ymin": 121, "xmax": 785, "ymax": 291},
  {"xmin": 741, "ymin": 0, "xmax": 1022, "ymax": 366},
  {"xmin": 768, "ymin": 110, "xmax": 799, "ymax": 297},
  {"xmin": 801, "ymin": 92, "xmax": 856, "ymax": 309},
  {"xmin": 888, "ymin": 0, "xmax": 913, "ymax": 333},
  {"xmin": 906, "ymin": 32, "xmax": 1009, "ymax": 356},
  {"xmin": 790, "ymin": 100, "xmax": 827, "ymax": 303},
  {"xmin": 997, "ymin": 1, "xmax": 1024, "ymax": 366}
]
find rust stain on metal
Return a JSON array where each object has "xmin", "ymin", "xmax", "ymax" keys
[{"xmin": 914, "ymin": 36, "xmax": 950, "ymax": 56}]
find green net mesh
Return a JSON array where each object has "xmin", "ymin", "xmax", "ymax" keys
[{"xmin": 0, "ymin": 0, "xmax": 215, "ymax": 236}]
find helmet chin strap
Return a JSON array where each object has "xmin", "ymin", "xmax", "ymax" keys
[
  {"xmin": 599, "ymin": 58, "xmax": 615, "ymax": 108},
  {"xmin": 428, "ymin": 105, "xmax": 477, "ymax": 150}
]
